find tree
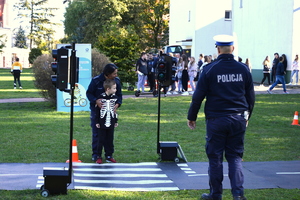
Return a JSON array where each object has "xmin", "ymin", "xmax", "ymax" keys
[
  {"xmin": 63, "ymin": 0, "xmax": 170, "ymax": 50},
  {"xmin": 29, "ymin": 48, "xmax": 42, "ymax": 64},
  {"xmin": 140, "ymin": 0, "xmax": 170, "ymax": 50},
  {"xmin": 63, "ymin": 0, "xmax": 88, "ymax": 43},
  {"xmin": 14, "ymin": 26, "xmax": 28, "ymax": 49},
  {"xmin": 95, "ymin": 24, "xmax": 141, "ymax": 86},
  {"xmin": 64, "ymin": 0, "xmax": 128, "ymax": 46},
  {"xmin": 14, "ymin": 0, "xmax": 59, "ymax": 50}
]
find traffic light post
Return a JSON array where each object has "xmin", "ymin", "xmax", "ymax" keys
[
  {"xmin": 41, "ymin": 43, "xmax": 79, "ymax": 197},
  {"xmin": 156, "ymin": 53, "xmax": 187, "ymax": 163}
]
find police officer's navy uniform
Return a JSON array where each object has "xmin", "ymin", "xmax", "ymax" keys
[
  {"xmin": 86, "ymin": 72, "xmax": 122, "ymax": 160},
  {"xmin": 188, "ymin": 35, "xmax": 255, "ymax": 200}
]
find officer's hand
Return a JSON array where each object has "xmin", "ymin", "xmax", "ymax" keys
[
  {"xmin": 114, "ymin": 103, "xmax": 120, "ymax": 112},
  {"xmin": 96, "ymin": 99, "xmax": 103, "ymax": 108},
  {"xmin": 187, "ymin": 120, "xmax": 196, "ymax": 130}
]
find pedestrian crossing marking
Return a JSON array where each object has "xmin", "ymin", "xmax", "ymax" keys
[{"xmin": 36, "ymin": 162, "xmax": 179, "ymax": 191}]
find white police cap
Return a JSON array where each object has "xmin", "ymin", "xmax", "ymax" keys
[{"xmin": 213, "ymin": 34, "xmax": 234, "ymax": 46}]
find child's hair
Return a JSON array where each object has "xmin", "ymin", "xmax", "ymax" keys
[{"xmin": 103, "ymin": 79, "xmax": 116, "ymax": 91}]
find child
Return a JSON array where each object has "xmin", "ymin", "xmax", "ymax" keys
[
  {"xmin": 11, "ymin": 58, "xmax": 23, "ymax": 89},
  {"xmin": 95, "ymin": 79, "xmax": 118, "ymax": 164}
]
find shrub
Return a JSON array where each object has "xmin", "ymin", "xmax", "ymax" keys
[
  {"xmin": 31, "ymin": 54, "xmax": 56, "ymax": 106},
  {"xmin": 29, "ymin": 48, "xmax": 42, "ymax": 64},
  {"xmin": 92, "ymin": 48, "xmax": 111, "ymax": 77}
]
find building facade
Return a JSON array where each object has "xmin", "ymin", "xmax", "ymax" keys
[
  {"xmin": 0, "ymin": 0, "xmax": 30, "ymax": 68},
  {"xmin": 169, "ymin": 0, "xmax": 300, "ymax": 82}
]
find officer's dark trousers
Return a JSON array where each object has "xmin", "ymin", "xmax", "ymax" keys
[
  {"xmin": 97, "ymin": 128, "xmax": 114, "ymax": 158},
  {"xmin": 90, "ymin": 106, "xmax": 98, "ymax": 157},
  {"xmin": 206, "ymin": 114, "xmax": 246, "ymax": 199}
]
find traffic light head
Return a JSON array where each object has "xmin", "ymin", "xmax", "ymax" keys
[
  {"xmin": 51, "ymin": 47, "xmax": 69, "ymax": 91},
  {"xmin": 157, "ymin": 61, "xmax": 167, "ymax": 82},
  {"xmin": 156, "ymin": 54, "xmax": 173, "ymax": 86}
]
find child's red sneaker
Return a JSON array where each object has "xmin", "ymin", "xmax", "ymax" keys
[
  {"xmin": 96, "ymin": 158, "xmax": 102, "ymax": 164},
  {"xmin": 106, "ymin": 157, "xmax": 117, "ymax": 163}
]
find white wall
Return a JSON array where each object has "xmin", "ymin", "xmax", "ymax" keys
[
  {"xmin": 293, "ymin": 1, "xmax": 300, "ymax": 63},
  {"xmin": 194, "ymin": 0, "xmax": 232, "ymax": 58},
  {"xmin": 233, "ymin": 0, "xmax": 294, "ymax": 71},
  {"xmin": 169, "ymin": 0, "xmax": 195, "ymax": 46},
  {"xmin": 169, "ymin": 0, "xmax": 232, "ymax": 58}
]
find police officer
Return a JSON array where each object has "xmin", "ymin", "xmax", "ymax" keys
[
  {"xmin": 86, "ymin": 64, "xmax": 123, "ymax": 161},
  {"xmin": 187, "ymin": 35, "xmax": 255, "ymax": 200}
]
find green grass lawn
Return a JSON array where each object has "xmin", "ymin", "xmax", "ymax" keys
[
  {"xmin": 0, "ymin": 68, "xmax": 299, "ymax": 199},
  {"xmin": 0, "ymin": 68, "xmax": 42, "ymax": 98}
]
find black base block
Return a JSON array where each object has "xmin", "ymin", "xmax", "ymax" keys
[
  {"xmin": 159, "ymin": 141, "xmax": 179, "ymax": 161},
  {"xmin": 43, "ymin": 168, "xmax": 70, "ymax": 195}
]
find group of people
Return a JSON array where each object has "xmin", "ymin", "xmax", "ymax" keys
[
  {"xmin": 135, "ymin": 51, "xmax": 218, "ymax": 96},
  {"xmin": 135, "ymin": 50, "xmax": 256, "ymax": 98},
  {"xmin": 260, "ymin": 52, "xmax": 299, "ymax": 94}
]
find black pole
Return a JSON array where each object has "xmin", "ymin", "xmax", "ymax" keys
[
  {"xmin": 156, "ymin": 83, "xmax": 161, "ymax": 154},
  {"xmin": 68, "ymin": 43, "xmax": 76, "ymax": 183}
]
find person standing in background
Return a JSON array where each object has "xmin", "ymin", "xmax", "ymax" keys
[
  {"xmin": 289, "ymin": 55, "xmax": 299, "ymax": 85},
  {"xmin": 187, "ymin": 56, "xmax": 198, "ymax": 95},
  {"xmin": 271, "ymin": 53, "xmax": 279, "ymax": 83},
  {"xmin": 245, "ymin": 58, "xmax": 252, "ymax": 72},
  {"xmin": 136, "ymin": 52, "xmax": 148, "ymax": 93},
  {"xmin": 11, "ymin": 58, "xmax": 23, "ymax": 89},
  {"xmin": 260, "ymin": 56, "xmax": 271, "ymax": 86},
  {"xmin": 268, "ymin": 56, "xmax": 289, "ymax": 94},
  {"xmin": 181, "ymin": 54, "xmax": 189, "ymax": 95}
]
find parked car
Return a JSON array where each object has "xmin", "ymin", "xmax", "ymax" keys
[{"xmin": 163, "ymin": 45, "xmax": 183, "ymax": 56}]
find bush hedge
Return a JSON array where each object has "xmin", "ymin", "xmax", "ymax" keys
[{"xmin": 31, "ymin": 54, "xmax": 56, "ymax": 106}]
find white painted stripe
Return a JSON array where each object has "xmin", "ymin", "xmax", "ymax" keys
[
  {"xmin": 276, "ymin": 172, "xmax": 300, "ymax": 175},
  {"xmin": 73, "ymin": 162, "xmax": 157, "ymax": 167},
  {"xmin": 188, "ymin": 174, "xmax": 208, "ymax": 177},
  {"xmin": 180, "ymin": 168, "xmax": 192, "ymax": 170},
  {"xmin": 74, "ymin": 173, "xmax": 167, "ymax": 178},
  {"xmin": 74, "ymin": 168, "xmax": 162, "ymax": 172},
  {"xmin": 0, "ymin": 174, "xmax": 41, "ymax": 176},
  {"xmin": 74, "ymin": 186, "xmax": 179, "ymax": 191},
  {"xmin": 177, "ymin": 164, "xmax": 188, "ymax": 167},
  {"xmin": 184, "ymin": 171, "xmax": 196, "ymax": 174},
  {"xmin": 43, "ymin": 167, "xmax": 69, "ymax": 170},
  {"xmin": 74, "ymin": 179, "xmax": 173, "ymax": 184}
]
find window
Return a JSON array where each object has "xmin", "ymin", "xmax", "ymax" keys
[{"xmin": 225, "ymin": 10, "xmax": 232, "ymax": 20}]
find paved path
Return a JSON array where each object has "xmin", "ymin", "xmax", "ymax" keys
[
  {"xmin": 0, "ymin": 161, "xmax": 299, "ymax": 191},
  {"xmin": 0, "ymin": 84, "xmax": 300, "ymax": 104}
]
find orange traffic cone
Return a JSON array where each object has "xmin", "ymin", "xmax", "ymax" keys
[
  {"xmin": 66, "ymin": 139, "xmax": 82, "ymax": 163},
  {"xmin": 291, "ymin": 111, "xmax": 300, "ymax": 126}
]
